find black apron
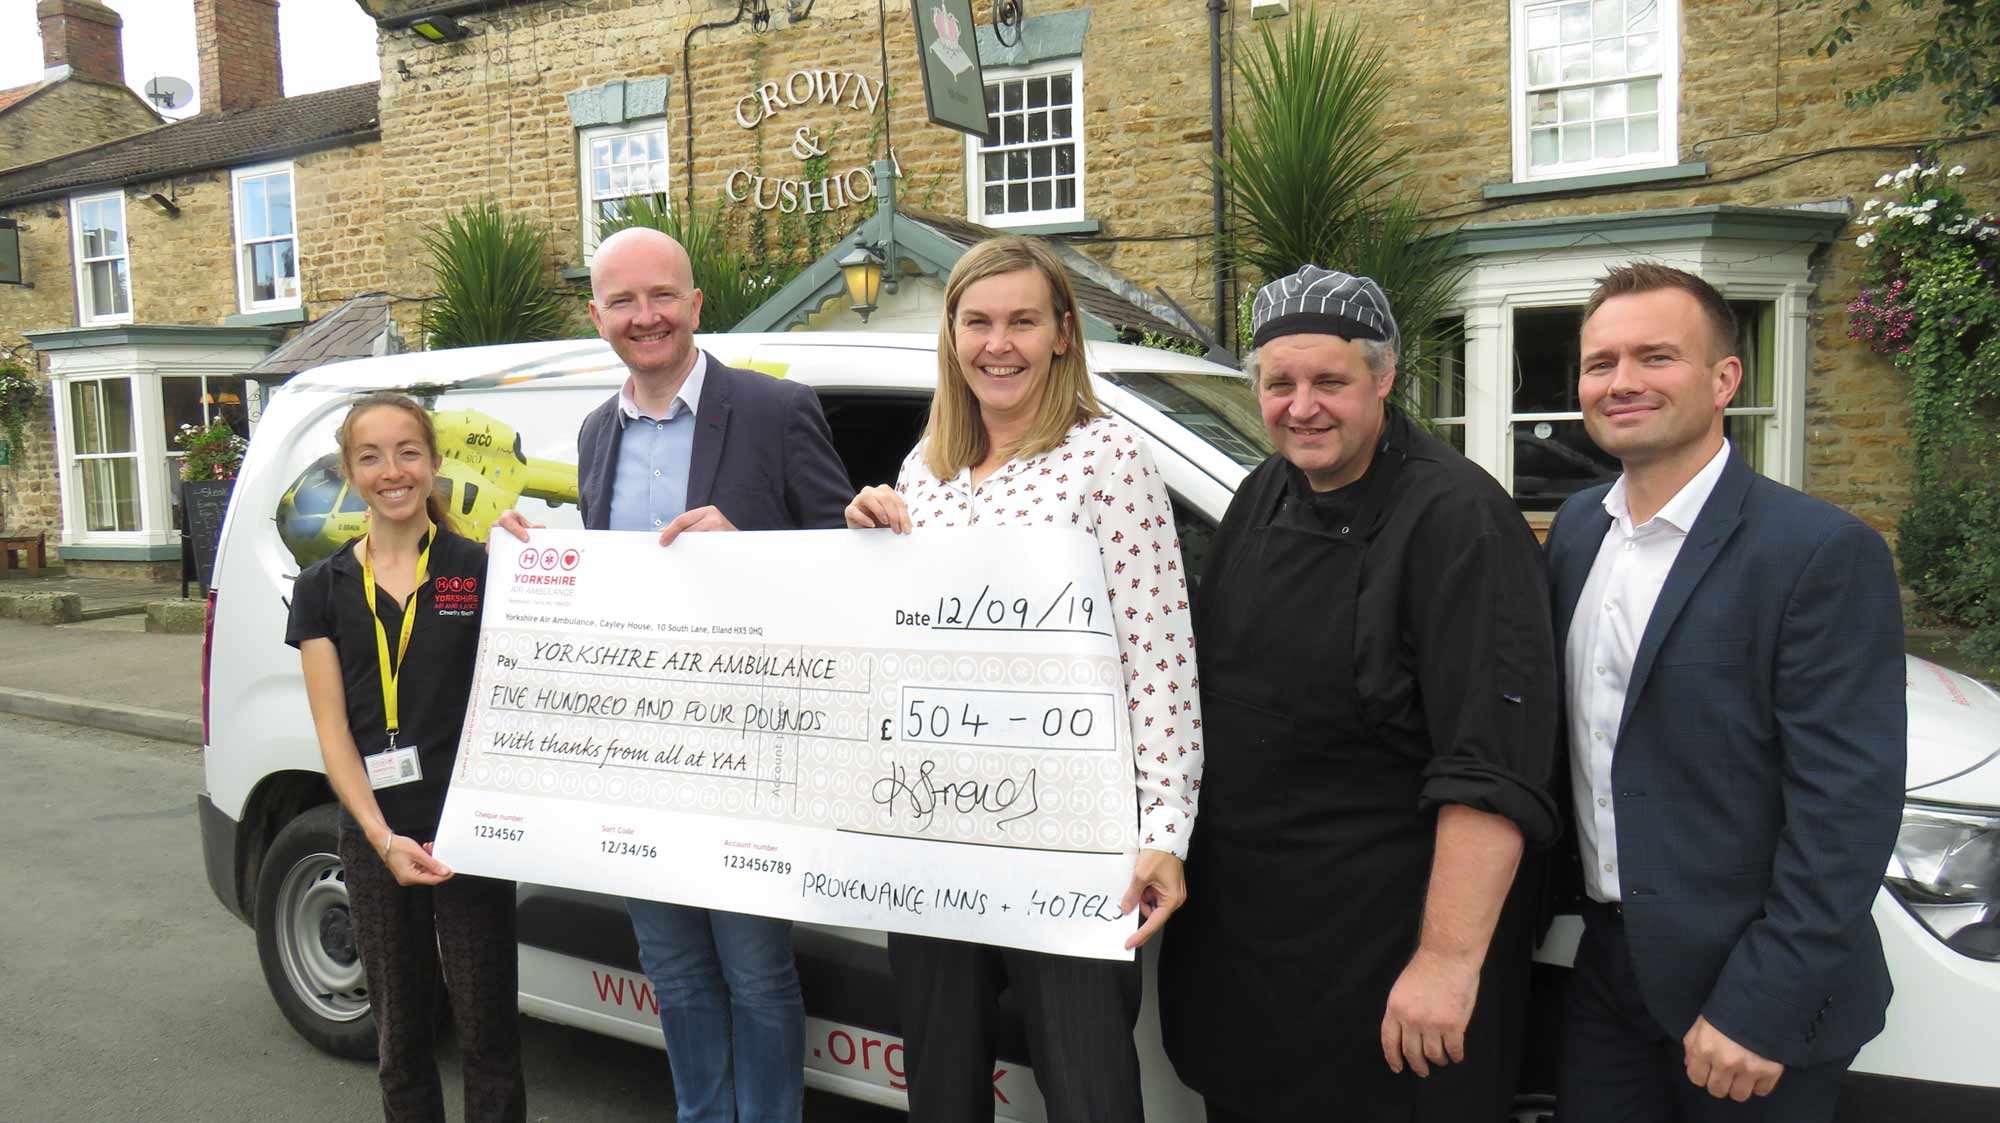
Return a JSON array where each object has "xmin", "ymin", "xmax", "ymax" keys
[{"xmin": 1160, "ymin": 461, "xmax": 1526, "ymax": 1121}]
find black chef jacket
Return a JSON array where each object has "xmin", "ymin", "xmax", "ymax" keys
[
  {"xmin": 1160, "ymin": 407, "xmax": 1560, "ymax": 1120},
  {"xmin": 285, "ymin": 527, "xmax": 488, "ymax": 839}
]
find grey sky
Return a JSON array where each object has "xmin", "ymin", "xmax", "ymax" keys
[{"xmin": 0, "ymin": 0, "xmax": 380, "ymax": 118}]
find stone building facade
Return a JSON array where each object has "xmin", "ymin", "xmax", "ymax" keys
[
  {"xmin": 0, "ymin": 0, "xmax": 382, "ymax": 576},
  {"xmin": 0, "ymin": 1, "xmax": 162, "ymax": 171},
  {"xmin": 362, "ymin": 0, "xmax": 1991, "ymax": 540}
]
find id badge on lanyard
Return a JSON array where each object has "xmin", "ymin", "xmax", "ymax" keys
[{"xmin": 362, "ymin": 528, "xmax": 433, "ymax": 790}]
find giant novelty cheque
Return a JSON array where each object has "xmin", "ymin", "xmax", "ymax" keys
[{"xmin": 433, "ymin": 527, "xmax": 1142, "ymax": 960}]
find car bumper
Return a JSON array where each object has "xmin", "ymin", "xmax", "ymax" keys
[{"xmin": 198, "ymin": 791, "xmax": 249, "ymax": 925}]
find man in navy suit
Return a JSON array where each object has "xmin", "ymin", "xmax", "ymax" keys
[
  {"xmin": 509, "ymin": 226, "xmax": 850, "ymax": 1121},
  {"xmin": 1547, "ymin": 263, "xmax": 1905, "ymax": 1120}
]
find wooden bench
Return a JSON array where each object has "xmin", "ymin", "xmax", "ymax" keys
[{"xmin": 0, "ymin": 533, "xmax": 46, "ymax": 574}]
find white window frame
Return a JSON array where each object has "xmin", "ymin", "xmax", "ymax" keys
[
  {"xmin": 1446, "ymin": 240, "xmax": 1812, "ymax": 499},
  {"xmin": 1509, "ymin": 0, "xmax": 1680, "ymax": 182},
  {"xmin": 964, "ymin": 56, "xmax": 1087, "ymax": 228},
  {"xmin": 231, "ymin": 161, "xmax": 301, "ymax": 314},
  {"xmin": 578, "ymin": 121, "xmax": 672, "ymax": 259},
  {"xmin": 70, "ymin": 191, "xmax": 132, "ymax": 325}
]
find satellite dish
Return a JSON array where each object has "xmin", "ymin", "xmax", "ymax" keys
[{"xmin": 144, "ymin": 76, "xmax": 195, "ymax": 111}]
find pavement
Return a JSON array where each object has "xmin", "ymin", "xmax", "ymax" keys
[{"xmin": 0, "ymin": 571, "xmax": 203, "ymax": 745}]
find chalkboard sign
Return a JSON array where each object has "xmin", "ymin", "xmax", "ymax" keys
[{"xmin": 182, "ymin": 479, "xmax": 234, "ymax": 589}]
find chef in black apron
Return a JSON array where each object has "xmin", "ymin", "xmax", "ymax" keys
[{"xmin": 1160, "ymin": 267, "xmax": 1561, "ymax": 1121}]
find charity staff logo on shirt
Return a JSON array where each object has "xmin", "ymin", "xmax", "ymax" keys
[{"xmin": 434, "ymin": 574, "xmax": 483, "ymax": 617}]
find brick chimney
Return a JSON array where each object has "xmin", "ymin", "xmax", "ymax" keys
[
  {"xmin": 36, "ymin": 0, "xmax": 125, "ymax": 87},
  {"xmin": 194, "ymin": 0, "xmax": 283, "ymax": 114}
]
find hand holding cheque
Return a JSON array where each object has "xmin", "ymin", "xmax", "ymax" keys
[{"xmin": 435, "ymin": 525, "xmax": 1150, "ymax": 959}]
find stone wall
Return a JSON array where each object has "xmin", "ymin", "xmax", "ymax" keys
[
  {"xmin": 0, "ymin": 79, "xmax": 160, "ymax": 173},
  {"xmin": 374, "ymin": 0, "xmax": 1220, "ymax": 340}
]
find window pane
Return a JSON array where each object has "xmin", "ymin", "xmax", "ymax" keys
[
  {"xmin": 1562, "ymin": 43, "xmax": 1592, "ymax": 80},
  {"xmin": 240, "ymin": 177, "xmax": 269, "ymax": 240},
  {"xmin": 1004, "ymin": 116, "xmax": 1023, "ymax": 145},
  {"xmin": 1628, "ymin": 0, "xmax": 1658, "ymax": 31},
  {"xmin": 1007, "ymin": 151, "xmax": 1029, "ymax": 179},
  {"xmin": 1561, "ymin": 122, "xmax": 1591, "ymax": 161},
  {"xmin": 646, "ymin": 133, "xmax": 664, "ymax": 161},
  {"xmin": 1528, "ymin": 8, "xmax": 1558, "ymax": 48},
  {"xmin": 1002, "ymin": 81, "xmax": 1021, "ymax": 111},
  {"xmin": 1628, "ymin": 77, "xmax": 1658, "ymax": 112},
  {"xmin": 1057, "ymin": 179, "xmax": 1075, "ymax": 208},
  {"xmin": 69, "ymin": 381, "xmax": 103, "ymax": 454},
  {"xmin": 1594, "ymin": 82, "xmax": 1627, "ymax": 117},
  {"xmin": 1627, "ymin": 32, "xmax": 1658, "ymax": 73},
  {"xmin": 162, "ymin": 376, "xmax": 205, "ymax": 445},
  {"xmin": 207, "ymin": 376, "xmax": 248, "ymax": 436},
  {"xmin": 1513, "ymin": 419, "xmax": 1619, "ymax": 510},
  {"xmin": 276, "ymin": 239, "xmax": 298, "ymax": 299},
  {"xmin": 1027, "ymin": 77, "xmax": 1048, "ymax": 108},
  {"xmin": 985, "ymin": 185, "xmax": 1005, "ymax": 213},
  {"xmin": 251, "ymin": 242, "xmax": 276, "ymax": 302},
  {"xmin": 984, "ymin": 83, "xmax": 1000, "ymax": 113},
  {"xmin": 1730, "ymin": 301, "xmax": 1775, "ymax": 407},
  {"xmin": 1029, "ymin": 113, "xmax": 1048, "ymax": 143},
  {"xmin": 267, "ymin": 174, "xmax": 293, "ymax": 236},
  {"xmin": 1628, "ymin": 113, "xmax": 1659, "ymax": 154},
  {"xmin": 1051, "ymin": 73, "xmax": 1072, "ymax": 104},
  {"xmin": 80, "ymin": 459, "xmax": 118, "ymax": 531},
  {"xmin": 1594, "ymin": 37, "xmax": 1625, "ymax": 78},
  {"xmin": 1592, "ymin": 0, "xmax": 1621, "ymax": 36},
  {"xmin": 101, "ymin": 377, "xmax": 134, "ymax": 453},
  {"xmin": 1007, "ymin": 183, "xmax": 1027, "ymax": 212},
  {"xmin": 87, "ymin": 261, "xmax": 117, "ymax": 316},
  {"xmin": 593, "ymin": 168, "xmax": 611, "ymax": 195},
  {"xmin": 82, "ymin": 220, "xmax": 106, "ymax": 259},
  {"xmin": 1031, "ymin": 181, "xmax": 1051, "ymax": 210},
  {"xmin": 1531, "ymin": 92, "xmax": 1559, "ymax": 126},
  {"xmin": 1560, "ymin": 2, "xmax": 1590, "ymax": 41},
  {"xmin": 984, "ymin": 152, "xmax": 1004, "ymax": 179},
  {"xmin": 1055, "ymin": 145, "xmax": 1075, "ymax": 174},
  {"xmin": 1529, "ymin": 48, "xmax": 1557, "ymax": 85},
  {"xmin": 1561, "ymin": 88, "xmax": 1592, "ymax": 121},
  {"xmin": 1725, "ymin": 413, "xmax": 1766, "ymax": 473},
  {"xmin": 109, "ymin": 259, "xmax": 130, "ymax": 314},
  {"xmin": 1513, "ymin": 307, "xmax": 1585, "ymax": 412},
  {"xmin": 1031, "ymin": 147, "xmax": 1051, "ymax": 177},
  {"xmin": 1530, "ymin": 128, "xmax": 1560, "ymax": 167},
  {"xmin": 1595, "ymin": 120, "xmax": 1627, "ymax": 157},
  {"xmin": 1052, "ymin": 107, "xmax": 1072, "ymax": 138}
]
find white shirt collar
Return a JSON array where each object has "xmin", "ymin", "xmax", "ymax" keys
[
  {"xmin": 617, "ymin": 350, "xmax": 708, "ymax": 422},
  {"xmin": 1602, "ymin": 438, "xmax": 1732, "ymax": 534}
]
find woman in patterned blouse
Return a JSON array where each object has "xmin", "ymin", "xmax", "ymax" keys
[{"xmin": 845, "ymin": 235, "xmax": 1203, "ymax": 1121}]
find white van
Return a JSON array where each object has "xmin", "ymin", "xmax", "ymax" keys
[{"xmin": 197, "ymin": 332, "xmax": 2000, "ymax": 1120}]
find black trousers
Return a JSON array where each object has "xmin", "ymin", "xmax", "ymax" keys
[
  {"xmin": 887, "ymin": 933, "xmax": 1144, "ymax": 1123},
  {"xmin": 1557, "ymin": 906, "xmax": 1851, "ymax": 1123},
  {"xmin": 338, "ymin": 826, "xmax": 526, "ymax": 1123}
]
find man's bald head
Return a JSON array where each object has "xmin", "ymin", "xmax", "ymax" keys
[{"xmin": 590, "ymin": 226, "xmax": 695, "ymax": 302}]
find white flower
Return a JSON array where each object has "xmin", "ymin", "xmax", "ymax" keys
[
  {"xmin": 1876, "ymin": 174, "xmax": 1894, "ymax": 187},
  {"xmin": 1863, "ymin": 199, "xmax": 1879, "ymax": 211},
  {"xmin": 1865, "ymin": 214, "xmax": 1881, "ymax": 225},
  {"xmin": 1949, "ymin": 165, "xmax": 1967, "ymax": 177},
  {"xmin": 1894, "ymin": 169, "xmax": 1913, "ymax": 184},
  {"xmin": 1857, "ymin": 233, "xmax": 1876, "ymax": 248},
  {"xmin": 1913, "ymin": 213, "xmax": 1932, "ymax": 226},
  {"xmin": 1924, "ymin": 198, "xmax": 1940, "ymax": 210},
  {"xmin": 1920, "ymin": 165, "xmax": 1939, "ymax": 177}
]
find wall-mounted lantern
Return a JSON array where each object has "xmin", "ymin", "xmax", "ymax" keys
[
  {"xmin": 409, "ymin": 14, "xmax": 470, "ymax": 43},
  {"xmin": 839, "ymin": 246, "xmax": 885, "ymax": 323}
]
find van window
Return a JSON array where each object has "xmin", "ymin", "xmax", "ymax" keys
[
  {"xmin": 816, "ymin": 392, "xmax": 931, "ymax": 489},
  {"xmin": 1099, "ymin": 371, "xmax": 1271, "ymax": 469}
]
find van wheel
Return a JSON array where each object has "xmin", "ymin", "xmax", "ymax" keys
[{"xmin": 255, "ymin": 804, "xmax": 377, "ymax": 1059}]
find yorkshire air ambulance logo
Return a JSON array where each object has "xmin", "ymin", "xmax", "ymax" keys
[
  {"xmin": 927, "ymin": 3, "xmax": 974, "ymax": 78},
  {"xmin": 276, "ymin": 408, "xmax": 580, "ymax": 568}
]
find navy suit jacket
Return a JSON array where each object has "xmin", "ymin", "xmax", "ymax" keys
[
  {"xmin": 1547, "ymin": 453, "xmax": 1905, "ymax": 1068},
  {"xmin": 576, "ymin": 352, "xmax": 852, "ymax": 533}
]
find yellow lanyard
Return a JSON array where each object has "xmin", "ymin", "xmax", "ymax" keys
[{"xmin": 360, "ymin": 527, "xmax": 433, "ymax": 749}]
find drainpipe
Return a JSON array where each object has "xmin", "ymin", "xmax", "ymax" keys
[{"xmin": 1208, "ymin": 0, "xmax": 1228, "ymax": 346}]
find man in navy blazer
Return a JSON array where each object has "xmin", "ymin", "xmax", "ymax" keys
[
  {"xmin": 542, "ymin": 226, "xmax": 850, "ymax": 1122},
  {"xmin": 1547, "ymin": 263, "xmax": 1905, "ymax": 1120}
]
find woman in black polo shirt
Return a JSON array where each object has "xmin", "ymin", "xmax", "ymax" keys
[{"xmin": 286, "ymin": 392, "xmax": 525, "ymax": 1122}]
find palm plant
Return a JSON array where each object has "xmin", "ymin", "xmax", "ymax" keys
[
  {"xmin": 1218, "ymin": 10, "xmax": 1468, "ymax": 389},
  {"xmin": 596, "ymin": 194, "xmax": 790, "ymax": 332},
  {"xmin": 420, "ymin": 200, "xmax": 572, "ymax": 349}
]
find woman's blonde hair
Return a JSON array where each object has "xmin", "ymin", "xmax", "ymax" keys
[
  {"xmin": 922, "ymin": 236, "xmax": 1105, "ymax": 479},
  {"xmin": 335, "ymin": 391, "xmax": 458, "ymax": 535}
]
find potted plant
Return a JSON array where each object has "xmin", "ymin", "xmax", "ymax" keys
[
  {"xmin": 0, "ymin": 359, "xmax": 41, "ymax": 468},
  {"xmin": 175, "ymin": 419, "xmax": 248, "ymax": 588}
]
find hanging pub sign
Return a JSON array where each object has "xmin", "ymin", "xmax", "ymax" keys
[{"xmin": 911, "ymin": 0, "xmax": 991, "ymax": 140}]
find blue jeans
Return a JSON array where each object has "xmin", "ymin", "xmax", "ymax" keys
[{"xmin": 625, "ymin": 900, "xmax": 804, "ymax": 1123}]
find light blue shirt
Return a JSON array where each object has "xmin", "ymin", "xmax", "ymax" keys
[{"xmin": 607, "ymin": 352, "xmax": 707, "ymax": 532}]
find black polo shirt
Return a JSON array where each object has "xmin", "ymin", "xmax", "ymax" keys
[{"xmin": 285, "ymin": 527, "xmax": 488, "ymax": 838}]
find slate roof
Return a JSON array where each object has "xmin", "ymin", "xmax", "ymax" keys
[
  {"xmin": 902, "ymin": 209, "xmax": 1196, "ymax": 342},
  {"xmin": 0, "ymin": 82, "xmax": 379, "ymax": 206},
  {"xmin": 249, "ymin": 292, "xmax": 396, "ymax": 377}
]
